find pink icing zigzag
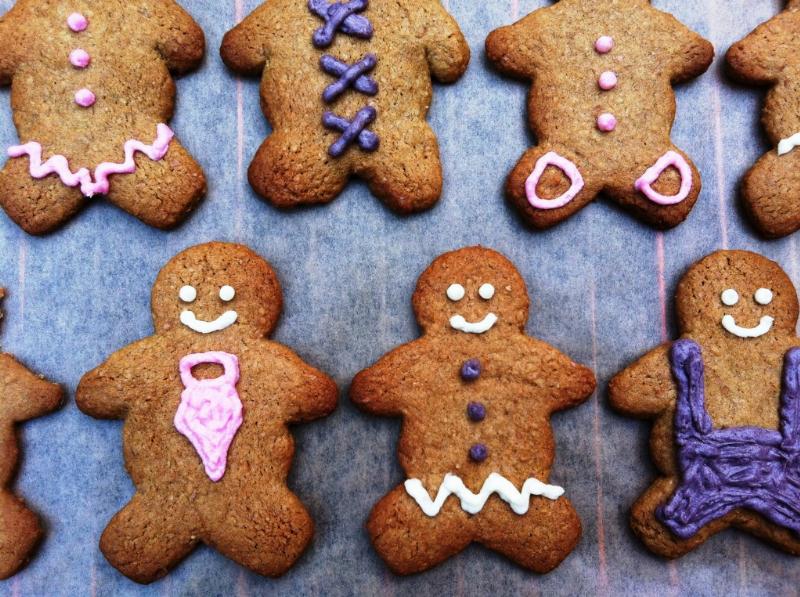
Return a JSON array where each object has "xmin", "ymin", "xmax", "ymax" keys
[{"xmin": 7, "ymin": 123, "xmax": 174, "ymax": 197}]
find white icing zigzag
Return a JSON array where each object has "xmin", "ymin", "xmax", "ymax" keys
[
  {"xmin": 778, "ymin": 132, "xmax": 800, "ymax": 156},
  {"xmin": 404, "ymin": 472, "xmax": 564, "ymax": 517}
]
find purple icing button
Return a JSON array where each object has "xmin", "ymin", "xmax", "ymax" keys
[
  {"xmin": 74, "ymin": 88, "xmax": 96, "ymax": 108},
  {"xmin": 67, "ymin": 12, "xmax": 88, "ymax": 32},
  {"xmin": 460, "ymin": 358, "xmax": 481, "ymax": 381},
  {"xmin": 467, "ymin": 402, "xmax": 486, "ymax": 422},
  {"xmin": 69, "ymin": 49, "xmax": 91, "ymax": 69},
  {"xmin": 469, "ymin": 444, "xmax": 489, "ymax": 462}
]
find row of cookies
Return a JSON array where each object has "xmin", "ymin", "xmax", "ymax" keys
[
  {"xmin": 0, "ymin": 1, "xmax": 798, "ymax": 236},
  {"xmin": 2, "ymin": 243, "xmax": 798, "ymax": 582}
]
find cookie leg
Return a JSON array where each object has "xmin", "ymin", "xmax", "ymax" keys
[
  {"xmin": 248, "ymin": 129, "xmax": 349, "ymax": 208},
  {"xmin": 0, "ymin": 490, "xmax": 42, "ymax": 580},
  {"xmin": 202, "ymin": 487, "xmax": 314, "ymax": 577},
  {"xmin": 0, "ymin": 158, "xmax": 85, "ymax": 235},
  {"xmin": 357, "ymin": 122, "xmax": 443, "ymax": 214},
  {"xmin": 741, "ymin": 150, "xmax": 800, "ymax": 239},
  {"xmin": 606, "ymin": 147, "xmax": 700, "ymax": 229},
  {"xmin": 99, "ymin": 492, "xmax": 199, "ymax": 584},
  {"xmin": 104, "ymin": 139, "xmax": 206, "ymax": 230},
  {"xmin": 475, "ymin": 496, "xmax": 581, "ymax": 573},
  {"xmin": 506, "ymin": 145, "xmax": 601, "ymax": 229},
  {"xmin": 366, "ymin": 485, "xmax": 472, "ymax": 575}
]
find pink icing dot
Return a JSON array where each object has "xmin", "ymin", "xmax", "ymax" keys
[
  {"xmin": 597, "ymin": 113, "xmax": 617, "ymax": 132},
  {"xmin": 74, "ymin": 88, "xmax": 96, "ymax": 108},
  {"xmin": 67, "ymin": 13, "xmax": 88, "ymax": 32},
  {"xmin": 69, "ymin": 49, "xmax": 91, "ymax": 69},
  {"xmin": 598, "ymin": 71, "xmax": 617, "ymax": 90},
  {"xmin": 595, "ymin": 35, "xmax": 614, "ymax": 54}
]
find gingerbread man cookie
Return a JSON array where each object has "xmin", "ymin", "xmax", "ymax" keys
[
  {"xmin": 0, "ymin": 1, "xmax": 207, "ymax": 235},
  {"xmin": 486, "ymin": 0, "xmax": 714, "ymax": 229},
  {"xmin": 610, "ymin": 250, "xmax": 800, "ymax": 558},
  {"xmin": 76, "ymin": 243, "xmax": 338, "ymax": 583},
  {"xmin": 220, "ymin": 0, "xmax": 469, "ymax": 214},
  {"xmin": 728, "ymin": 2, "xmax": 800, "ymax": 238},
  {"xmin": 351, "ymin": 247, "xmax": 596, "ymax": 574},
  {"xmin": 0, "ymin": 289, "xmax": 63, "ymax": 579}
]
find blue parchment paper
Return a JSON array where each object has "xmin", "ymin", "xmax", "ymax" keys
[{"xmin": 0, "ymin": 0, "xmax": 797, "ymax": 595}]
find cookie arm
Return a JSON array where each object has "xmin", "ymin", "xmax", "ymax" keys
[
  {"xmin": 726, "ymin": 12, "xmax": 796, "ymax": 84},
  {"xmin": 413, "ymin": 1, "xmax": 470, "ymax": 83},
  {"xmin": 272, "ymin": 348, "xmax": 338, "ymax": 424},
  {"xmin": 0, "ymin": 354, "xmax": 62, "ymax": 422},
  {"xmin": 220, "ymin": 5, "xmax": 271, "ymax": 76},
  {"xmin": 0, "ymin": 4, "xmax": 24, "ymax": 85},
  {"xmin": 485, "ymin": 13, "xmax": 544, "ymax": 79},
  {"xmin": 608, "ymin": 343, "xmax": 676, "ymax": 419},
  {"xmin": 149, "ymin": 0, "xmax": 205, "ymax": 73},
  {"xmin": 523, "ymin": 340, "xmax": 596, "ymax": 413},
  {"xmin": 350, "ymin": 343, "xmax": 417, "ymax": 417}
]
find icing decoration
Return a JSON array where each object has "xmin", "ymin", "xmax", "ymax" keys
[
  {"xmin": 449, "ymin": 313, "xmax": 498, "ymax": 334},
  {"xmin": 460, "ymin": 358, "xmax": 481, "ymax": 381},
  {"xmin": 320, "ymin": 53, "xmax": 378, "ymax": 102},
  {"xmin": 7, "ymin": 124, "xmax": 174, "ymax": 197},
  {"xmin": 597, "ymin": 113, "xmax": 617, "ymax": 132},
  {"xmin": 180, "ymin": 309, "xmax": 238, "ymax": 334},
  {"xmin": 525, "ymin": 151, "xmax": 585, "ymax": 210},
  {"xmin": 219, "ymin": 285, "xmax": 235, "ymax": 302},
  {"xmin": 69, "ymin": 49, "xmax": 90, "ymax": 69},
  {"xmin": 179, "ymin": 285, "xmax": 197, "ymax": 302},
  {"xmin": 657, "ymin": 340, "xmax": 800, "ymax": 538},
  {"xmin": 469, "ymin": 444, "xmax": 489, "ymax": 462},
  {"xmin": 405, "ymin": 472, "xmax": 565, "ymax": 517},
  {"xmin": 594, "ymin": 35, "xmax": 613, "ymax": 54},
  {"xmin": 777, "ymin": 133, "xmax": 800, "ymax": 156},
  {"xmin": 467, "ymin": 401, "xmax": 486, "ymax": 422},
  {"xmin": 447, "ymin": 283, "xmax": 465, "ymax": 301},
  {"xmin": 720, "ymin": 288, "xmax": 739, "ymax": 306},
  {"xmin": 634, "ymin": 150, "xmax": 692, "ymax": 206},
  {"xmin": 721, "ymin": 313, "xmax": 773, "ymax": 339},
  {"xmin": 598, "ymin": 71, "xmax": 617, "ymax": 90},
  {"xmin": 74, "ymin": 88, "xmax": 96, "ymax": 108},
  {"xmin": 755, "ymin": 288, "xmax": 774, "ymax": 305},
  {"xmin": 478, "ymin": 283, "xmax": 495, "ymax": 300},
  {"xmin": 322, "ymin": 107, "xmax": 379, "ymax": 157},
  {"xmin": 67, "ymin": 12, "xmax": 88, "ymax": 32},
  {"xmin": 309, "ymin": 0, "xmax": 373, "ymax": 48},
  {"xmin": 175, "ymin": 351, "xmax": 243, "ymax": 482}
]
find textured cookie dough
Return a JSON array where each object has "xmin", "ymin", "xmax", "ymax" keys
[
  {"xmin": 76, "ymin": 243, "xmax": 337, "ymax": 584},
  {"xmin": 221, "ymin": 0, "xmax": 469, "ymax": 214},
  {"xmin": 728, "ymin": 2, "xmax": 800, "ymax": 238},
  {"xmin": 610, "ymin": 250, "xmax": 800, "ymax": 558},
  {"xmin": 351, "ymin": 246, "xmax": 595, "ymax": 574},
  {"xmin": 0, "ymin": 1, "xmax": 207, "ymax": 235},
  {"xmin": 486, "ymin": 0, "xmax": 713, "ymax": 229},
  {"xmin": 0, "ymin": 289, "xmax": 63, "ymax": 579}
]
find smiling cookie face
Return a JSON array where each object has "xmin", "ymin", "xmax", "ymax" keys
[
  {"xmin": 412, "ymin": 247, "xmax": 529, "ymax": 334},
  {"xmin": 151, "ymin": 242, "xmax": 283, "ymax": 337},
  {"xmin": 676, "ymin": 250, "xmax": 799, "ymax": 341}
]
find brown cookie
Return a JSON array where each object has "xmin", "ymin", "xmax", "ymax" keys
[
  {"xmin": 0, "ymin": 289, "xmax": 64, "ymax": 579},
  {"xmin": 0, "ymin": 1, "xmax": 207, "ymax": 235},
  {"xmin": 350, "ymin": 246, "xmax": 596, "ymax": 574},
  {"xmin": 727, "ymin": 2, "xmax": 800, "ymax": 238},
  {"xmin": 486, "ymin": 0, "xmax": 713, "ymax": 230},
  {"xmin": 610, "ymin": 250, "xmax": 800, "ymax": 558},
  {"xmin": 220, "ymin": 0, "xmax": 469, "ymax": 214},
  {"xmin": 76, "ymin": 243, "xmax": 338, "ymax": 584}
]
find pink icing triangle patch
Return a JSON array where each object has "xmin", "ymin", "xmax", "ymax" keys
[{"xmin": 175, "ymin": 351, "xmax": 243, "ymax": 482}]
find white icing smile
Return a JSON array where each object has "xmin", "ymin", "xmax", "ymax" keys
[
  {"xmin": 180, "ymin": 310, "xmax": 238, "ymax": 334},
  {"xmin": 450, "ymin": 313, "xmax": 498, "ymax": 334},
  {"xmin": 721, "ymin": 314, "xmax": 774, "ymax": 339}
]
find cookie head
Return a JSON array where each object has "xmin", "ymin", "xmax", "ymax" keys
[
  {"xmin": 412, "ymin": 247, "xmax": 529, "ymax": 334},
  {"xmin": 676, "ymin": 250, "xmax": 798, "ymax": 340},
  {"xmin": 151, "ymin": 243, "xmax": 283, "ymax": 336}
]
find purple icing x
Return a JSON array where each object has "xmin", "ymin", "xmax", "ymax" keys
[
  {"xmin": 321, "ymin": 54, "xmax": 378, "ymax": 102},
  {"xmin": 323, "ymin": 107, "xmax": 379, "ymax": 157},
  {"xmin": 309, "ymin": 0, "xmax": 373, "ymax": 48},
  {"xmin": 657, "ymin": 339, "xmax": 800, "ymax": 539}
]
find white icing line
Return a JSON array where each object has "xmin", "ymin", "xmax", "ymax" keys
[
  {"xmin": 778, "ymin": 133, "xmax": 800, "ymax": 156},
  {"xmin": 721, "ymin": 314, "xmax": 774, "ymax": 339},
  {"xmin": 405, "ymin": 472, "xmax": 564, "ymax": 517},
  {"xmin": 180, "ymin": 310, "xmax": 238, "ymax": 334},
  {"xmin": 449, "ymin": 313, "xmax": 498, "ymax": 334}
]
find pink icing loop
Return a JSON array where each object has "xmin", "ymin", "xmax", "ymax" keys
[
  {"xmin": 597, "ymin": 113, "xmax": 617, "ymax": 132},
  {"xmin": 67, "ymin": 12, "xmax": 88, "ymax": 32},
  {"xmin": 74, "ymin": 88, "xmax": 96, "ymax": 107},
  {"xmin": 7, "ymin": 124, "xmax": 175, "ymax": 197},
  {"xmin": 595, "ymin": 35, "xmax": 613, "ymax": 54},
  {"xmin": 598, "ymin": 71, "xmax": 617, "ymax": 90},
  {"xmin": 634, "ymin": 150, "xmax": 693, "ymax": 206},
  {"xmin": 69, "ymin": 49, "xmax": 91, "ymax": 69},
  {"xmin": 525, "ymin": 151, "xmax": 584, "ymax": 210},
  {"xmin": 175, "ymin": 351, "xmax": 243, "ymax": 483}
]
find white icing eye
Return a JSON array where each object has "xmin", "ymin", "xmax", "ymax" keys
[
  {"xmin": 754, "ymin": 288, "xmax": 773, "ymax": 306},
  {"xmin": 478, "ymin": 283, "xmax": 495, "ymax": 300},
  {"xmin": 446, "ymin": 284, "xmax": 465, "ymax": 301},
  {"xmin": 179, "ymin": 285, "xmax": 197, "ymax": 303},
  {"xmin": 219, "ymin": 285, "xmax": 236, "ymax": 302},
  {"xmin": 721, "ymin": 288, "xmax": 739, "ymax": 306}
]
